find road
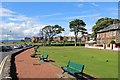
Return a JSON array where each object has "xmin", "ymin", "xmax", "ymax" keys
[{"xmin": 0, "ymin": 44, "xmax": 15, "ymax": 63}]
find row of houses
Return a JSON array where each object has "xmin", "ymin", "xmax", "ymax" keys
[
  {"xmin": 24, "ymin": 35, "xmax": 91, "ymax": 43},
  {"xmin": 24, "ymin": 23, "xmax": 120, "ymax": 45}
]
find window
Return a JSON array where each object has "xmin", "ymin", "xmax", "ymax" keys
[
  {"xmin": 97, "ymin": 40, "xmax": 100, "ymax": 44},
  {"xmin": 97, "ymin": 34, "xmax": 100, "ymax": 38},
  {"xmin": 101, "ymin": 33, "xmax": 104, "ymax": 38},
  {"xmin": 112, "ymin": 31, "xmax": 116, "ymax": 36},
  {"xmin": 103, "ymin": 33, "xmax": 104, "ymax": 37},
  {"xmin": 111, "ymin": 32, "xmax": 113, "ymax": 37},
  {"xmin": 100, "ymin": 33, "xmax": 103, "ymax": 37},
  {"xmin": 106, "ymin": 33, "xmax": 109, "ymax": 37}
]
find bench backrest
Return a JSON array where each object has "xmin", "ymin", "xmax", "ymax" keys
[
  {"xmin": 42, "ymin": 53, "xmax": 48, "ymax": 58},
  {"xmin": 68, "ymin": 61, "xmax": 84, "ymax": 73}
]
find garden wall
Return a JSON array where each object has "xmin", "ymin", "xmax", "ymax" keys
[
  {"xmin": 113, "ymin": 44, "xmax": 120, "ymax": 51},
  {"xmin": 85, "ymin": 44, "xmax": 120, "ymax": 51},
  {"xmin": 85, "ymin": 44, "xmax": 104, "ymax": 49}
]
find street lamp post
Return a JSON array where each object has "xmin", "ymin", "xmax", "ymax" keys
[
  {"xmin": 7, "ymin": 30, "xmax": 11, "ymax": 43},
  {"xmin": 9, "ymin": 30, "xmax": 12, "ymax": 43},
  {"xmin": 7, "ymin": 33, "xmax": 8, "ymax": 43}
]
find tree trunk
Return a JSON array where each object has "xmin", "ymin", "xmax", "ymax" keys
[
  {"xmin": 48, "ymin": 38, "xmax": 50, "ymax": 46},
  {"xmin": 75, "ymin": 33, "xmax": 77, "ymax": 46},
  {"xmin": 48, "ymin": 37, "xmax": 51, "ymax": 46}
]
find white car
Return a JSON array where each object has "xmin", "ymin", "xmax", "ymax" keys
[{"xmin": 14, "ymin": 45, "xmax": 23, "ymax": 49}]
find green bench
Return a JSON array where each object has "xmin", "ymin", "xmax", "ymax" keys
[
  {"xmin": 34, "ymin": 46, "xmax": 39, "ymax": 52},
  {"xmin": 34, "ymin": 48, "xmax": 37, "ymax": 53},
  {"xmin": 39, "ymin": 53, "xmax": 48, "ymax": 61},
  {"xmin": 61, "ymin": 61, "xmax": 84, "ymax": 77}
]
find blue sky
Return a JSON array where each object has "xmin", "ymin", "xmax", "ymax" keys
[
  {"xmin": 1, "ymin": 2, "xmax": 119, "ymax": 40},
  {"xmin": 1, "ymin": 0, "xmax": 120, "ymax": 2}
]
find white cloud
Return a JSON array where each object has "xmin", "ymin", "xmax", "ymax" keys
[
  {"xmin": 2, "ymin": 0, "xmax": 119, "ymax": 2},
  {"xmin": 60, "ymin": 14, "xmax": 101, "ymax": 20},
  {"xmin": 91, "ymin": 3, "xmax": 99, "ymax": 7},
  {"xmin": 0, "ymin": 7, "xmax": 15, "ymax": 17},
  {"xmin": 38, "ymin": 13, "xmax": 62, "ymax": 18},
  {"xmin": 108, "ymin": 8, "xmax": 119, "ymax": 11},
  {"xmin": 88, "ymin": 32, "xmax": 92, "ymax": 34},
  {"xmin": 67, "ymin": 32, "xmax": 74, "ymax": 36},
  {"xmin": 8, "ymin": 15, "xmax": 33, "ymax": 21},
  {"xmin": 0, "ymin": 7, "xmax": 47, "ymax": 40},
  {"xmin": 77, "ymin": 4, "xmax": 84, "ymax": 8},
  {"xmin": 1, "ymin": 21, "xmax": 46, "ymax": 40},
  {"xmin": 66, "ymin": 32, "xmax": 82, "ymax": 37}
]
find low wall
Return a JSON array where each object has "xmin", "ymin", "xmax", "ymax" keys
[
  {"xmin": 85, "ymin": 46, "xmax": 104, "ymax": 49},
  {"xmin": 106, "ymin": 47, "xmax": 111, "ymax": 50},
  {"xmin": 85, "ymin": 44, "xmax": 120, "ymax": 51},
  {"xmin": 113, "ymin": 44, "xmax": 120, "ymax": 51},
  {"xmin": 85, "ymin": 44, "xmax": 104, "ymax": 49},
  {"xmin": 106, "ymin": 44, "xmax": 112, "ymax": 50},
  {"xmin": 0, "ymin": 46, "xmax": 33, "ymax": 80},
  {"xmin": 113, "ymin": 48, "xmax": 120, "ymax": 51}
]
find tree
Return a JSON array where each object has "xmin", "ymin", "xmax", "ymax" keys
[
  {"xmin": 41, "ymin": 25, "xmax": 64, "ymax": 46},
  {"xmin": 69, "ymin": 19, "xmax": 87, "ymax": 46},
  {"xmin": 39, "ymin": 29, "xmax": 47, "ymax": 46},
  {"xmin": 92, "ymin": 17, "xmax": 120, "ymax": 40}
]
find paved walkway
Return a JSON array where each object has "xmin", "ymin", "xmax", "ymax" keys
[{"xmin": 15, "ymin": 48, "xmax": 64, "ymax": 79}]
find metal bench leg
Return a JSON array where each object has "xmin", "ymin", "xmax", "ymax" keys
[
  {"xmin": 40, "ymin": 58, "xmax": 42, "ymax": 60},
  {"xmin": 61, "ymin": 71, "xmax": 66, "ymax": 78},
  {"xmin": 62, "ymin": 71, "xmax": 65, "ymax": 74}
]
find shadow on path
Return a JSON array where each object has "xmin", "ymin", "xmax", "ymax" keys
[
  {"xmin": 44, "ymin": 59, "xmax": 55, "ymax": 62},
  {"xmin": 75, "ymin": 73, "xmax": 96, "ymax": 80}
]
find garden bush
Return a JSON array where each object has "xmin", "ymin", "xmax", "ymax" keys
[
  {"xmin": 115, "ymin": 43, "xmax": 120, "ymax": 48},
  {"xmin": 110, "ymin": 40, "xmax": 116, "ymax": 44},
  {"xmin": 30, "ymin": 53, "xmax": 37, "ymax": 57},
  {"xmin": 95, "ymin": 44, "xmax": 103, "ymax": 47}
]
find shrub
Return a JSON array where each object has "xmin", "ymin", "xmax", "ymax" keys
[
  {"xmin": 115, "ymin": 43, "xmax": 120, "ymax": 48},
  {"xmin": 30, "ymin": 53, "xmax": 37, "ymax": 57},
  {"xmin": 110, "ymin": 40, "xmax": 116, "ymax": 44},
  {"xmin": 95, "ymin": 44, "xmax": 103, "ymax": 47},
  {"xmin": 79, "ymin": 44, "xmax": 85, "ymax": 46}
]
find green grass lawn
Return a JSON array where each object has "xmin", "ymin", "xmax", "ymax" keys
[{"xmin": 38, "ymin": 46, "xmax": 118, "ymax": 78}]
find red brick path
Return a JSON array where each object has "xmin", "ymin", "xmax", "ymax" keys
[{"xmin": 15, "ymin": 48, "xmax": 63, "ymax": 78}]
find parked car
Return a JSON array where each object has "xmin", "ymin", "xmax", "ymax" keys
[
  {"xmin": 28, "ymin": 44, "xmax": 32, "ymax": 47},
  {"xmin": 23, "ymin": 44, "xmax": 29, "ymax": 48},
  {"xmin": 23, "ymin": 44, "xmax": 32, "ymax": 48},
  {"xmin": 0, "ymin": 45, "xmax": 13, "ymax": 52},
  {"xmin": 14, "ymin": 45, "xmax": 23, "ymax": 49}
]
